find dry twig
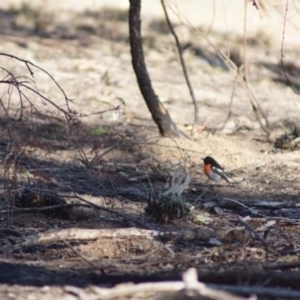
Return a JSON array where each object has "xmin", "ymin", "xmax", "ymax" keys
[
  {"xmin": 71, "ymin": 191, "xmax": 153, "ymax": 230},
  {"xmin": 234, "ymin": 218, "xmax": 269, "ymax": 262},
  {"xmin": 280, "ymin": 0, "xmax": 299, "ymax": 94},
  {"xmin": 161, "ymin": 0, "xmax": 200, "ymax": 136},
  {"xmin": 63, "ymin": 241, "xmax": 98, "ymax": 270},
  {"xmin": 166, "ymin": 2, "xmax": 271, "ymax": 135},
  {"xmin": 0, "ymin": 203, "xmax": 90, "ymax": 215}
]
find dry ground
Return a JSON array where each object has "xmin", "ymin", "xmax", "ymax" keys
[{"xmin": 1, "ymin": 1, "xmax": 300, "ymax": 299}]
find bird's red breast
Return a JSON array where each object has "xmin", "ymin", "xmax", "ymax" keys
[{"xmin": 204, "ymin": 164, "xmax": 212, "ymax": 177}]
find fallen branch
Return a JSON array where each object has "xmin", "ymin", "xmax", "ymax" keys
[
  {"xmin": 0, "ymin": 203, "xmax": 91, "ymax": 215},
  {"xmin": 3, "ymin": 226, "xmax": 216, "ymax": 253},
  {"xmin": 66, "ymin": 278, "xmax": 300, "ymax": 300},
  {"xmin": 222, "ymin": 198, "xmax": 298, "ymax": 210},
  {"xmin": 265, "ymin": 260, "xmax": 300, "ymax": 271},
  {"xmin": 65, "ymin": 268, "xmax": 254, "ymax": 300}
]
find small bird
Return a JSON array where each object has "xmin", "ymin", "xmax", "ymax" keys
[{"xmin": 202, "ymin": 156, "xmax": 232, "ymax": 183}]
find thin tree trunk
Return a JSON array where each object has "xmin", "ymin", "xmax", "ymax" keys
[{"xmin": 128, "ymin": 0, "xmax": 180, "ymax": 137}]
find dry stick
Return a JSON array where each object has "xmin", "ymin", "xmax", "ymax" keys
[
  {"xmin": 0, "ymin": 68, "xmax": 25, "ymax": 120},
  {"xmin": 242, "ymin": 1, "xmax": 269, "ymax": 135},
  {"xmin": 167, "ymin": 3, "xmax": 270, "ymax": 135},
  {"xmin": 224, "ymin": 198, "xmax": 293, "ymax": 209},
  {"xmin": 234, "ymin": 218, "xmax": 269, "ymax": 262},
  {"xmin": 66, "ymin": 268, "xmax": 254, "ymax": 300},
  {"xmin": 0, "ymin": 203, "xmax": 91, "ymax": 215},
  {"xmin": 265, "ymin": 260, "xmax": 300, "ymax": 271},
  {"xmin": 0, "ymin": 52, "xmax": 73, "ymax": 110},
  {"xmin": 251, "ymin": 0, "xmax": 259, "ymax": 10},
  {"xmin": 208, "ymin": 283, "xmax": 300, "ymax": 300},
  {"xmin": 71, "ymin": 191, "xmax": 153, "ymax": 230},
  {"xmin": 68, "ymin": 123, "xmax": 108, "ymax": 191},
  {"xmin": 204, "ymin": 0, "xmax": 216, "ymax": 36},
  {"xmin": 5, "ymin": 71, "xmax": 116, "ymax": 191},
  {"xmin": 86, "ymin": 279, "xmax": 300, "ymax": 300},
  {"xmin": 4, "ymin": 227, "xmax": 215, "ymax": 253},
  {"xmin": 161, "ymin": 0, "xmax": 200, "ymax": 136},
  {"xmin": 78, "ymin": 104, "xmax": 123, "ymax": 117},
  {"xmin": 66, "ymin": 267, "xmax": 300, "ymax": 299},
  {"xmin": 280, "ymin": 0, "xmax": 299, "ymax": 94},
  {"xmin": 218, "ymin": 52, "xmax": 267, "ymax": 132},
  {"xmin": 223, "ymin": 197, "xmax": 251, "ymax": 210},
  {"xmin": 63, "ymin": 241, "xmax": 98, "ymax": 269},
  {"xmin": 4, "ymin": 228, "xmax": 156, "ymax": 252},
  {"xmin": 219, "ymin": 68, "xmax": 240, "ymax": 131},
  {"xmin": 1, "ymin": 77, "xmax": 119, "ymax": 126},
  {"xmin": 4, "ymin": 80, "xmax": 70, "ymax": 116},
  {"xmin": 163, "ymin": 135, "xmax": 190, "ymax": 168}
]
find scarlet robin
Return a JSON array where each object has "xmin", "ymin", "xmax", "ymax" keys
[{"xmin": 202, "ymin": 156, "xmax": 232, "ymax": 183}]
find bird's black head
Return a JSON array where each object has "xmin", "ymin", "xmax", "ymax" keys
[
  {"xmin": 202, "ymin": 156, "xmax": 216, "ymax": 165},
  {"xmin": 202, "ymin": 156, "xmax": 224, "ymax": 170}
]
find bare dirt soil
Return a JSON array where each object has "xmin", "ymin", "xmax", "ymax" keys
[{"xmin": 1, "ymin": 1, "xmax": 300, "ymax": 299}]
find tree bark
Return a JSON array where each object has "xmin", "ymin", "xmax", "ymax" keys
[{"xmin": 128, "ymin": 0, "xmax": 180, "ymax": 137}]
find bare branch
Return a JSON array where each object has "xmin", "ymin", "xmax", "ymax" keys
[
  {"xmin": 0, "ymin": 52, "xmax": 73, "ymax": 110},
  {"xmin": 280, "ymin": 0, "xmax": 299, "ymax": 94},
  {"xmin": 63, "ymin": 241, "xmax": 98, "ymax": 269},
  {"xmin": 161, "ymin": 0, "xmax": 200, "ymax": 136},
  {"xmin": 71, "ymin": 191, "xmax": 153, "ymax": 230}
]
